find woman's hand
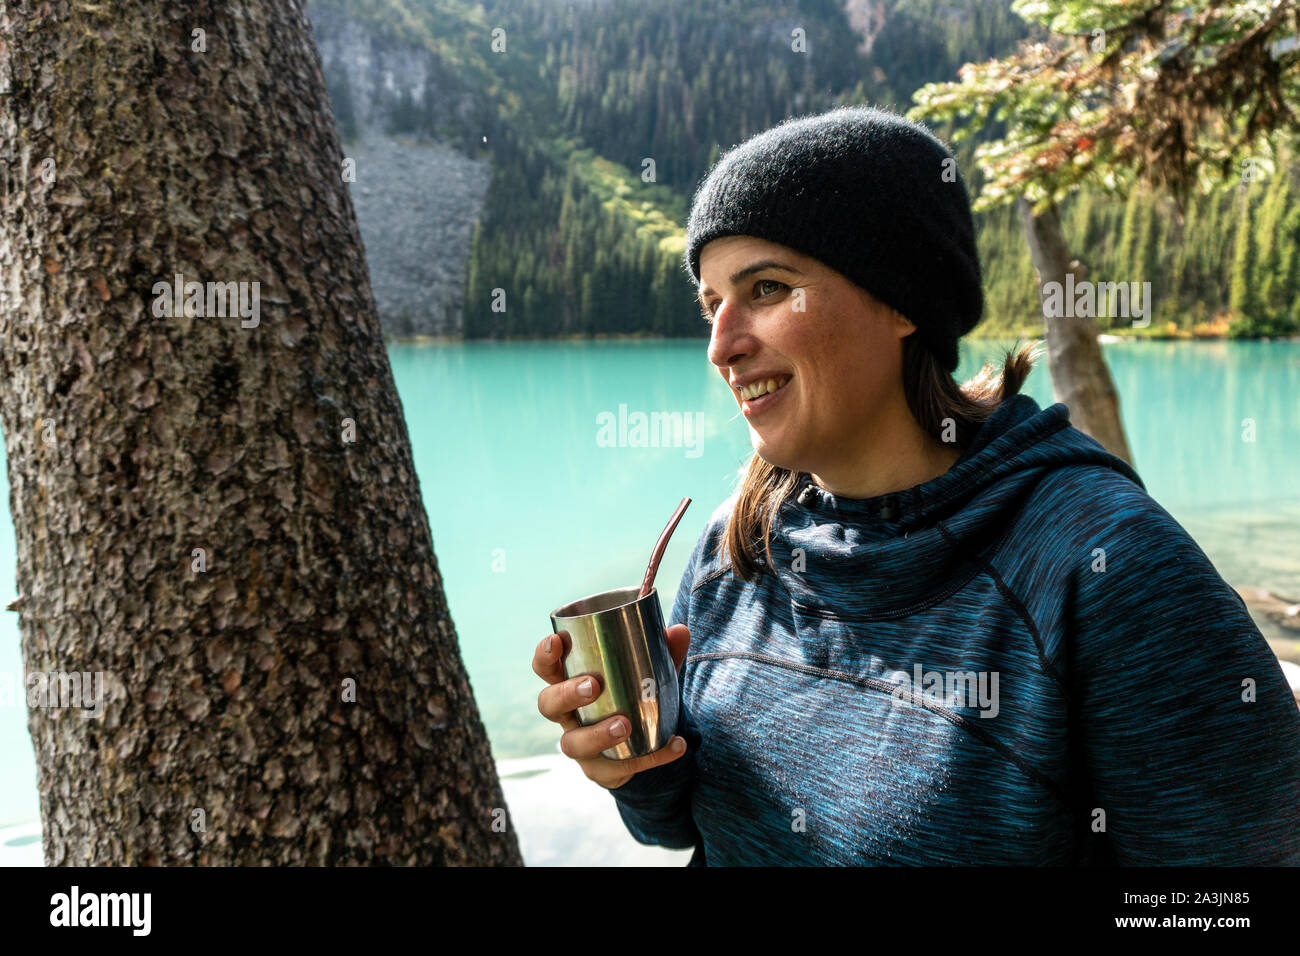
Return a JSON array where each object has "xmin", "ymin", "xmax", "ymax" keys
[{"xmin": 533, "ymin": 624, "xmax": 691, "ymax": 790}]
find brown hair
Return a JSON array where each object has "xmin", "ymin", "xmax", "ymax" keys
[{"xmin": 718, "ymin": 334, "xmax": 1043, "ymax": 581}]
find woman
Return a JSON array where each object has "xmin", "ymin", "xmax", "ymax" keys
[{"xmin": 532, "ymin": 106, "xmax": 1300, "ymax": 865}]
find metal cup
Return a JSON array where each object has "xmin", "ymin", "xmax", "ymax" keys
[{"xmin": 549, "ymin": 585, "xmax": 680, "ymax": 760}]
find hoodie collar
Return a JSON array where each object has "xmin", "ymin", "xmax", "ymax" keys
[{"xmin": 766, "ymin": 395, "xmax": 1145, "ymax": 619}]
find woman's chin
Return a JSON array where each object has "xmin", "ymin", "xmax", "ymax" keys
[{"xmin": 750, "ymin": 435, "xmax": 801, "ymax": 472}]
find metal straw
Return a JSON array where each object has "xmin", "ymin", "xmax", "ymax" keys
[{"xmin": 638, "ymin": 496, "xmax": 691, "ymax": 600}]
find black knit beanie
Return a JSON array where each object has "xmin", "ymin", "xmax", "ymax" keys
[{"xmin": 684, "ymin": 105, "xmax": 984, "ymax": 373}]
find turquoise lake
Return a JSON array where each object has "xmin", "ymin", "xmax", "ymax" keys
[{"xmin": 1, "ymin": 337, "xmax": 1298, "ymax": 828}]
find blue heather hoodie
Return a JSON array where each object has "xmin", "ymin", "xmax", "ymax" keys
[{"xmin": 609, "ymin": 393, "xmax": 1300, "ymax": 865}]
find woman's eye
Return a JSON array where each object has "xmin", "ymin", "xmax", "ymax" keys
[{"xmin": 702, "ymin": 280, "xmax": 786, "ymax": 321}]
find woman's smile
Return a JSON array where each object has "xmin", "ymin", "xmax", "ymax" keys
[{"xmin": 738, "ymin": 373, "xmax": 793, "ymax": 417}]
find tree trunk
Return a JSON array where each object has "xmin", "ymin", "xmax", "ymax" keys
[
  {"xmin": 0, "ymin": 0, "xmax": 521, "ymax": 865},
  {"xmin": 1018, "ymin": 197, "xmax": 1135, "ymax": 467}
]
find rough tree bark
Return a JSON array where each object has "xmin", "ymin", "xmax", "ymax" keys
[
  {"xmin": 1018, "ymin": 197, "xmax": 1135, "ymax": 467},
  {"xmin": 0, "ymin": 0, "xmax": 521, "ymax": 865}
]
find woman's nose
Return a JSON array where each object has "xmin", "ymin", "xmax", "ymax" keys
[{"xmin": 707, "ymin": 299, "xmax": 751, "ymax": 369}]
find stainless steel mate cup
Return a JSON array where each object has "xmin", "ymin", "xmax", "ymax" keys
[{"xmin": 549, "ymin": 586, "xmax": 680, "ymax": 760}]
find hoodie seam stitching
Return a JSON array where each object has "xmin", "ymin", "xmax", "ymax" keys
[
  {"xmin": 935, "ymin": 521, "xmax": 1071, "ymax": 706},
  {"xmin": 685, "ymin": 650, "xmax": 1074, "ymax": 810}
]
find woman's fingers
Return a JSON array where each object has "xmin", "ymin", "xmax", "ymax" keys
[
  {"xmin": 531, "ymin": 631, "xmax": 569, "ymax": 683},
  {"xmin": 559, "ymin": 713, "xmax": 633, "ymax": 760},
  {"xmin": 664, "ymin": 623, "xmax": 691, "ymax": 674},
  {"xmin": 537, "ymin": 671, "xmax": 602, "ymax": 727},
  {"xmin": 596, "ymin": 735, "xmax": 689, "ymax": 789},
  {"xmin": 533, "ymin": 629, "xmax": 689, "ymax": 790}
]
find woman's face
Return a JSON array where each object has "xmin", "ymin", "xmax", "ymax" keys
[{"xmin": 699, "ymin": 235, "xmax": 916, "ymax": 477}]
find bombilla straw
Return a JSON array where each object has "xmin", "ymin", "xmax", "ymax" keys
[{"xmin": 638, "ymin": 496, "xmax": 691, "ymax": 600}]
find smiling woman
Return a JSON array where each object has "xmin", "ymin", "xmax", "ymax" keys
[
  {"xmin": 593, "ymin": 105, "xmax": 1300, "ymax": 866},
  {"xmin": 696, "ymin": 233, "xmax": 997, "ymax": 569}
]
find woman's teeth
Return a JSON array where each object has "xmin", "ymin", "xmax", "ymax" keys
[{"xmin": 740, "ymin": 375, "xmax": 791, "ymax": 401}]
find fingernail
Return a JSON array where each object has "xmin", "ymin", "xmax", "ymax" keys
[
  {"xmin": 610, "ymin": 719, "xmax": 626, "ymax": 738},
  {"xmin": 671, "ymin": 737, "xmax": 685, "ymax": 753},
  {"xmin": 577, "ymin": 678, "xmax": 592, "ymax": 697},
  {"xmin": 543, "ymin": 635, "xmax": 552, "ymax": 655}
]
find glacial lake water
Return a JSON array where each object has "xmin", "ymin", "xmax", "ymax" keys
[{"xmin": 1, "ymin": 337, "xmax": 1297, "ymax": 860}]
